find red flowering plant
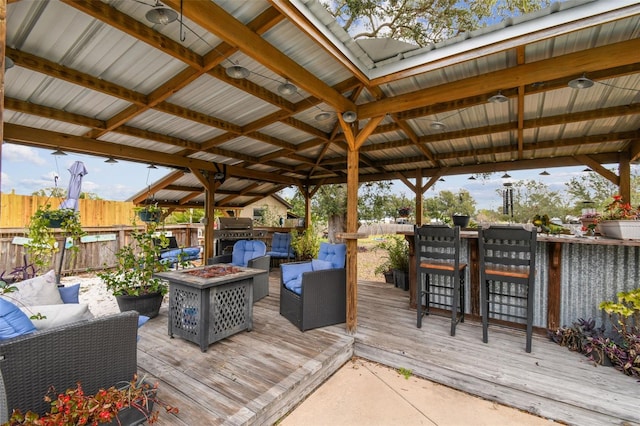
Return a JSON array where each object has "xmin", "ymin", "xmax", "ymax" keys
[
  {"xmin": 6, "ymin": 375, "xmax": 178, "ymax": 426},
  {"xmin": 599, "ymin": 195, "xmax": 640, "ymax": 221}
]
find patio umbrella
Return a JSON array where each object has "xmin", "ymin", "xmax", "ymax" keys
[{"xmin": 59, "ymin": 161, "xmax": 88, "ymax": 211}]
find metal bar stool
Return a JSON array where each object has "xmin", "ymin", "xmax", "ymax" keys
[
  {"xmin": 415, "ymin": 224, "xmax": 466, "ymax": 336},
  {"xmin": 478, "ymin": 225, "xmax": 537, "ymax": 352}
]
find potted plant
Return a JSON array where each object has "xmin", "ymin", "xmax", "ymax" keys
[
  {"xmin": 97, "ymin": 221, "xmax": 170, "ymax": 318},
  {"xmin": 290, "ymin": 226, "xmax": 321, "ymax": 261},
  {"xmin": 374, "ymin": 260, "xmax": 394, "ymax": 284},
  {"xmin": 6, "ymin": 375, "xmax": 178, "ymax": 425},
  {"xmin": 596, "ymin": 195, "xmax": 640, "ymax": 239},
  {"xmin": 376, "ymin": 235, "xmax": 409, "ymax": 290},
  {"xmin": 25, "ymin": 204, "xmax": 86, "ymax": 272},
  {"xmin": 135, "ymin": 203, "xmax": 163, "ymax": 223}
]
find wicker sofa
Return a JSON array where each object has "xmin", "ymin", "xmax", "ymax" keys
[
  {"xmin": 0, "ymin": 311, "xmax": 139, "ymax": 422},
  {"xmin": 279, "ymin": 243, "xmax": 347, "ymax": 331}
]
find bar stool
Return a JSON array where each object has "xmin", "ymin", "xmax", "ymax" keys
[
  {"xmin": 415, "ymin": 224, "xmax": 466, "ymax": 336},
  {"xmin": 478, "ymin": 225, "xmax": 537, "ymax": 353}
]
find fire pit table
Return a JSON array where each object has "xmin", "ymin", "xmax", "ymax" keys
[{"xmin": 155, "ymin": 265, "xmax": 267, "ymax": 351}]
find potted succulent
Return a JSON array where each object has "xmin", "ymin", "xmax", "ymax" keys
[
  {"xmin": 98, "ymin": 221, "xmax": 170, "ymax": 318},
  {"xmin": 376, "ymin": 235, "xmax": 409, "ymax": 290},
  {"xmin": 25, "ymin": 204, "xmax": 86, "ymax": 273},
  {"xmin": 6, "ymin": 375, "xmax": 178, "ymax": 425}
]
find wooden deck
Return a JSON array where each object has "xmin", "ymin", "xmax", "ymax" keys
[{"xmin": 138, "ymin": 271, "xmax": 640, "ymax": 426}]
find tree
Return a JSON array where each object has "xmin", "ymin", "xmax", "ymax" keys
[
  {"xmin": 565, "ymin": 170, "xmax": 640, "ymax": 213},
  {"xmin": 423, "ymin": 189, "xmax": 476, "ymax": 223},
  {"xmin": 322, "ymin": 0, "xmax": 551, "ymax": 47},
  {"xmin": 500, "ymin": 180, "xmax": 569, "ymax": 223}
]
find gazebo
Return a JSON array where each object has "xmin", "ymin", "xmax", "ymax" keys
[{"xmin": 2, "ymin": 0, "xmax": 640, "ymax": 335}]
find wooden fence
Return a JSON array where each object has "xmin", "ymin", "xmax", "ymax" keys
[
  {"xmin": 0, "ymin": 224, "xmax": 203, "ymax": 277},
  {"xmin": 0, "ymin": 193, "xmax": 136, "ymax": 228}
]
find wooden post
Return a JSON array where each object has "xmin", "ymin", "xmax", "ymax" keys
[
  {"xmin": 547, "ymin": 242, "xmax": 562, "ymax": 331},
  {"xmin": 415, "ymin": 169, "xmax": 423, "ymax": 226},
  {"xmin": 0, "ymin": 0, "xmax": 6, "ymax": 218},
  {"xmin": 619, "ymin": 153, "xmax": 631, "ymax": 204},
  {"xmin": 345, "ymin": 148, "xmax": 359, "ymax": 334}
]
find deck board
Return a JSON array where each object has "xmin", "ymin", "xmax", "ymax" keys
[{"xmin": 137, "ymin": 271, "xmax": 639, "ymax": 426}]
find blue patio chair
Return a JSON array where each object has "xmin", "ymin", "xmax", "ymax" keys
[{"xmin": 266, "ymin": 232, "xmax": 294, "ymax": 267}]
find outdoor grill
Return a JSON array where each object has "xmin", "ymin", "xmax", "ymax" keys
[{"xmin": 214, "ymin": 217, "xmax": 265, "ymax": 255}]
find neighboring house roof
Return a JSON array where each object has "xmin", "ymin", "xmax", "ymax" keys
[{"xmin": 3, "ymin": 0, "xmax": 639, "ymax": 208}]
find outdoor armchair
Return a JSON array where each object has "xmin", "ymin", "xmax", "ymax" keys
[
  {"xmin": 280, "ymin": 242, "xmax": 346, "ymax": 331},
  {"xmin": 207, "ymin": 239, "xmax": 270, "ymax": 302},
  {"xmin": 0, "ymin": 311, "xmax": 139, "ymax": 422},
  {"xmin": 266, "ymin": 232, "xmax": 294, "ymax": 268}
]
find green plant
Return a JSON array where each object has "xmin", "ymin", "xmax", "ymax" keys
[
  {"xmin": 6, "ymin": 375, "xmax": 178, "ymax": 425},
  {"xmin": 97, "ymin": 221, "xmax": 170, "ymax": 296},
  {"xmin": 134, "ymin": 203, "xmax": 164, "ymax": 223},
  {"xmin": 375, "ymin": 235, "xmax": 409, "ymax": 272},
  {"xmin": 398, "ymin": 367, "xmax": 412, "ymax": 380},
  {"xmin": 290, "ymin": 226, "xmax": 321, "ymax": 260},
  {"xmin": 25, "ymin": 204, "xmax": 86, "ymax": 272}
]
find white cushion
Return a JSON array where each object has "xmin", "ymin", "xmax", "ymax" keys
[
  {"xmin": 20, "ymin": 303, "xmax": 94, "ymax": 330},
  {"xmin": 4, "ymin": 270, "xmax": 63, "ymax": 306}
]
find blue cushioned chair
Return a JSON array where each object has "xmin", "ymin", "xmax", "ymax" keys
[
  {"xmin": 280, "ymin": 242, "xmax": 346, "ymax": 331},
  {"xmin": 207, "ymin": 240, "xmax": 270, "ymax": 302},
  {"xmin": 266, "ymin": 232, "xmax": 294, "ymax": 268},
  {"xmin": 155, "ymin": 236, "xmax": 201, "ymax": 268}
]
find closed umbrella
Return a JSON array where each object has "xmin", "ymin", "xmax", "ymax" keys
[{"xmin": 59, "ymin": 161, "xmax": 88, "ymax": 211}]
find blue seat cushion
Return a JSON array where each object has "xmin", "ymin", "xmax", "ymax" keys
[
  {"xmin": 231, "ymin": 240, "xmax": 266, "ymax": 267},
  {"xmin": 281, "ymin": 262, "xmax": 313, "ymax": 295},
  {"xmin": 0, "ymin": 298, "xmax": 37, "ymax": 340},
  {"xmin": 58, "ymin": 283, "xmax": 80, "ymax": 304},
  {"xmin": 312, "ymin": 259, "xmax": 334, "ymax": 271},
  {"xmin": 317, "ymin": 242, "xmax": 347, "ymax": 268}
]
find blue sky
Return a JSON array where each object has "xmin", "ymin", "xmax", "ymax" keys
[{"xmin": 1, "ymin": 142, "xmax": 631, "ymax": 211}]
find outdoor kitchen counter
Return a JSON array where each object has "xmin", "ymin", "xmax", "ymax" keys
[{"xmin": 402, "ymin": 229, "xmax": 640, "ymax": 332}]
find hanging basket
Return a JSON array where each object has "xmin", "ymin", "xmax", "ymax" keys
[{"xmin": 138, "ymin": 209, "xmax": 160, "ymax": 223}]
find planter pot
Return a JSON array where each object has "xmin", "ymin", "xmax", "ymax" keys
[
  {"xmin": 598, "ymin": 220, "xmax": 640, "ymax": 240},
  {"xmin": 452, "ymin": 215, "xmax": 470, "ymax": 228},
  {"xmin": 383, "ymin": 270, "xmax": 394, "ymax": 284},
  {"xmin": 138, "ymin": 210, "xmax": 160, "ymax": 223},
  {"xmin": 116, "ymin": 292, "xmax": 163, "ymax": 318},
  {"xmin": 393, "ymin": 269, "xmax": 409, "ymax": 291}
]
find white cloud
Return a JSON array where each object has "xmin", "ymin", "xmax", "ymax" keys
[{"xmin": 2, "ymin": 144, "xmax": 46, "ymax": 166}]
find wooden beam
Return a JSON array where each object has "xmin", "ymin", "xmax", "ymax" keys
[
  {"xmin": 162, "ymin": 0, "xmax": 354, "ymax": 113},
  {"xmin": 575, "ymin": 154, "xmax": 620, "ymax": 186},
  {"xmin": 131, "ymin": 171, "xmax": 185, "ymax": 204},
  {"xmin": 359, "ymin": 38, "xmax": 640, "ymax": 118}
]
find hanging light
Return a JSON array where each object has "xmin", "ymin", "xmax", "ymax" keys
[
  {"xmin": 342, "ymin": 111, "xmax": 357, "ymax": 123},
  {"xmin": 5, "ymin": 56, "xmax": 14, "ymax": 71},
  {"xmin": 225, "ymin": 65, "xmax": 250, "ymax": 79},
  {"xmin": 438, "ymin": 178, "xmax": 445, "ymax": 182},
  {"xmin": 568, "ymin": 74, "xmax": 594, "ymax": 89},
  {"xmin": 488, "ymin": 91, "xmax": 508, "ymax": 103},
  {"xmin": 105, "ymin": 157, "xmax": 118, "ymax": 164},
  {"xmin": 277, "ymin": 81, "xmax": 297, "ymax": 96},
  {"xmin": 145, "ymin": 2, "xmax": 178, "ymax": 25},
  {"xmin": 315, "ymin": 112, "xmax": 332, "ymax": 121},
  {"xmin": 147, "ymin": 164, "xmax": 158, "ymax": 169},
  {"xmin": 51, "ymin": 148, "xmax": 67, "ymax": 156},
  {"xmin": 430, "ymin": 121, "xmax": 446, "ymax": 130},
  {"xmin": 468, "ymin": 175, "xmax": 476, "ymax": 180},
  {"xmin": 539, "ymin": 170, "xmax": 550, "ymax": 176},
  {"xmin": 501, "ymin": 172, "xmax": 511, "ymax": 179},
  {"xmin": 583, "ymin": 167, "xmax": 593, "ymax": 172}
]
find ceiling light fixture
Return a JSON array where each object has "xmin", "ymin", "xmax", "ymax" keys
[
  {"xmin": 225, "ymin": 65, "xmax": 250, "ymax": 79},
  {"xmin": 51, "ymin": 148, "xmax": 67, "ymax": 156},
  {"xmin": 583, "ymin": 167, "xmax": 593, "ymax": 172},
  {"xmin": 105, "ymin": 157, "xmax": 118, "ymax": 164},
  {"xmin": 568, "ymin": 74, "xmax": 594, "ymax": 89},
  {"xmin": 277, "ymin": 81, "xmax": 297, "ymax": 96},
  {"xmin": 4, "ymin": 56, "xmax": 14, "ymax": 71},
  {"xmin": 488, "ymin": 91, "xmax": 509, "ymax": 103},
  {"xmin": 501, "ymin": 172, "xmax": 511, "ymax": 179},
  {"xmin": 539, "ymin": 170, "xmax": 550, "ymax": 176},
  {"xmin": 468, "ymin": 175, "xmax": 476, "ymax": 180},
  {"xmin": 145, "ymin": 2, "xmax": 178, "ymax": 25},
  {"xmin": 315, "ymin": 112, "xmax": 332, "ymax": 121},
  {"xmin": 342, "ymin": 111, "xmax": 357, "ymax": 123},
  {"xmin": 147, "ymin": 164, "xmax": 158, "ymax": 169},
  {"xmin": 430, "ymin": 121, "xmax": 446, "ymax": 130},
  {"xmin": 438, "ymin": 178, "xmax": 445, "ymax": 182}
]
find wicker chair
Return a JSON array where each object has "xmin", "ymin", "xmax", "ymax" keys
[
  {"xmin": 0, "ymin": 311, "xmax": 139, "ymax": 422},
  {"xmin": 280, "ymin": 242, "xmax": 346, "ymax": 331},
  {"xmin": 207, "ymin": 240, "xmax": 270, "ymax": 302},
  {"xmin": 266, "ymin": 232, "xmax": 293, "ymax": 268}
]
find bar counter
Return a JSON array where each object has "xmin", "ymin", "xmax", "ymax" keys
[{"xmin": 402, "ymin": 229, "xmax": 640, "ymax": 331}]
